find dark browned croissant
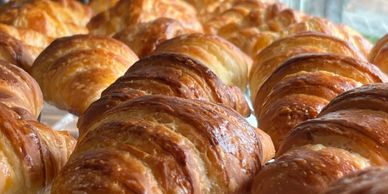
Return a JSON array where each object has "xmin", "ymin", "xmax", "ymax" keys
[
  {"xmin": 113, "ymin": 17, "xmax": 194, "ymax": 58},
  {"xmin": 30, "ymin": 34, "xmax": 139, "ymax": 115},
  {"xmin": 53, "ymin": 95, "xmax": 274, "ymax": 194},
  {"xmin": 321, "ymin": 167, "xmax": 388, "ymax": 194},
  {"xmin": 0, "ymin": 102, "xmax": 75, "ymax": 194},
  {"xmin": 252, "ymin": 83, "xmax": 388, "ymax": 194},
  {"xmin": 152, "ymin": 33, "xmax": 252, "ymax": 90},
  {"xmin": 254, "ymin": 54, "xmax": 387, "ymax": 149},
  {"xmin": 369, "ymin": 34, "xmax": 388, "ymax": 74},
  {"xmin": 87, "ymin": 0, "xmax": 202, "ymax": 36},
  {"xmin": 0, "ymin": 60, "xmax": 43, "ymax": 119},
  {"xmin": 0, "ymin": 0, "xmax": 92, "ymax": 38},
  {"xmin": 78, "ymin": 53, "xmax": 250, "ymax": 135}
]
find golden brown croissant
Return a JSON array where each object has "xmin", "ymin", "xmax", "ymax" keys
[
  {"xmin": 369, "ymin": 34, "xmax": 388, "ymax": 74},
  {"xmin": 52, "ymin": 95, "xmax": 274, "ymax": 194},
  {"xmin": 0, "ymin": 103, "xmax": 75, "ymax": 194},
  {"xmin": 0, "ymin": 0, "xmax": 92, "ymax": 38},
  {"xmin": 0, "ymin": 23, "xmax": 52, "ymax": 55},
  {"xmin": 254, "ymin": 54, "xmax": 387, "ymax": 149},
  {"xmin": 152, "ymin": 33, "xmax": 252, "ymax": 90},
  {"xmin": 0, "ymin": 60, "xmax": 43, "ymax": 119},
  {"xmin": 249, "ymin": 32, "xmax": 366, "ymax": 103},
  {"xmin": 30, "ymin": 34, "xmax": 139, "ymax": 115},
  {"xmin": 321, "ymin": 167, "xmax": 388, "ymax": 194},
  {"xmin": 87, "ymin": 0, "xmax": 203, "ymax": 36},
  {"xmin": 251, "ymin": 145, "xmax": 367, "ymax": 194},
  {"xmin": 252, "ymin": 83, "xmax": 388, "ymax": 194},
  {"xmin": 0, "ymin": 32, "xmax": 35, "ymax": 70},
  {"xmin": 78, "ymin": 53, "xmax": 250, "ymax": 135},
  {"xmin": 281, "ymin": 17, "xmax": 372, "ymax": 57},
  {"xmin": 113, "ymin": 17, "xmax": 194, "ymax": 58},
  {"xmin": 204, "ymin": 1, "xmax": 307, "ymax": 56}
]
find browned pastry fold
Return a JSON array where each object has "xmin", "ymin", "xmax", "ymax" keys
[
  {"xmin": 249, "ymin": 32, "xmax": 366, "ymax": 103},
  {"xmin": 369, "ymin": 34, "xmax": 388, "ymax": 74},
  {"xmin": 52, "ymin": 95, "xmax": 274, "ymax": 194},
  {"xmin": 321, "ymin": 167, "xmax": 388, "ymax": 194},
  {"xmin": 87, "ymin": 0, "xmax": 203, "ymax": 36},
  {"xmin": 152, "ymin": 33, "xmax": 252, "ymax": 90},
  {"xmin": 0, "ymin": 32, "xmax": 35, "ymax": 71},
  {"xmin": 78, "ymin": 53, "xmax": 250, "ymax": 135},
  {"xmin": 279, "ymin": 84, "xmax": 388, "ymax": 164},
  {"xmin": 30, "ymin": 34, "xmax": 138, "ymax": 115},
  {"xmin": 0, "ymin": 103, "xmax": 75, "ymax": 194},
  {"xmin": 252, "ymin": 83, "xmax": 388, "ymax": 194},
  {"xmin": 251, "ymin": 145, "xmax": 367, "ymax": 194},
  {"xmin": 89, "ymin": 0, "xmax": 120, "ymax": 15},
  {"xmin": 254, "ymin": 54, "xmax": 387, "ymax": 149},
  {"xmin": 0, "ymin": 60, "xmax": 43, "ymax": 119},
  {"xmin": 113, "ymin": 17, "xmax": 194, "ymax": 58},
  {"xmin": 0, "ymin": 0, "xmax": 92, "ymax": 38}
]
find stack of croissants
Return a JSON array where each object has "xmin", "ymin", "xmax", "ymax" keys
[{"xmin": 0, "ymin": 0, "xmax": 387, "ymax": 193}]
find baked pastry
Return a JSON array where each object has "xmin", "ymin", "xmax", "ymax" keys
[
  {"xmin": 0, "ymin": 103, "xmax": 75, "ymax": 194},
  {"xmin": 89, "ymin": 0, "xmax": 119, "ymax": 15},
  {"xmin": 113, "ymin": 17, "xmax": 193, "ymax": 58},
  {"xmin": 321, "ymin": 167, "xmax": 388, "ymax": 194},
  {"xmin": 87, "ymin": 0, "xmax": 202, "ymax": 36},
  {"xmin": 0, "ymin": 60, "xmax": 43, "ymax": 119},
  {"xmin": 52, "ymin": 95, "xmax": 274, "ymax": 194},
  {"xmin": 0, "ymin": 32, "xmax": 35, "ymax": 71},
  {"xmin": 0, "ymin": 0, "xmax": 92, "ymax": 38},
  {"xmin": 78, "ymin": 53, "xmax": 250, "ymax": 134},
  {"xmin": 254, "ymin": 54, "xmax": 387, "ymax": 149},
  {"xmin": 369, "ymin": 34, "xmax": 388, "ymax": 74},
  {"xmin": 30, "ymin": 34, "xmax": 138, "ymax": 115},
  {"xmin": 152, "ymin": 33, "xmax": 252, "ymax": 90},
  {"xmin": 251, "ymin": 145, "xmax": 367, "ymax": 194},
  {"xmin": 0, "ymin": 23, "xmax": 52, "ymax": 58},
  {"xmin": 249, "ymin": 32, "xmax": 366, "ymax": 103},
  {"xmin": 204, "ymin": 1, "xmax": 307, "ymax": 56},
  {"xmin": 281, "ymin": 17, "xmax": 372, "ymax": 57},
  {"xmin": 252, "ymin": 83, "xmax": 388, "ymax": 194}
]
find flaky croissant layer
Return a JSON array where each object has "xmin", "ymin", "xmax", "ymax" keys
[
  {"xmin": 0, "ymin": 103, "xmax": 75, "ymax": 194},
  {"xmin": 53, "ymin": 95, "xmax": 275, "ymax": 194}
]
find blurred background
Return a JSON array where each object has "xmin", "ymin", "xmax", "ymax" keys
[{"xmin": 279, "ymin": 0, "xmax": 388, "ymax": 42}]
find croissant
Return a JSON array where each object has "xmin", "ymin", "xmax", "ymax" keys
[
  {"xmin": 152, "ymin": 33, "xmax": 252, "ymax": 90},
  {"xmin": 113, "ymin": 18, "xmax": 194, "ymax": 58},
  {"xmin": 0, "ymin": 60, "xmax": 43, "ymax": 119},
  {"xmin": 0, "ymin": 0, "xmax": 91, "ymax": 38},
  {"xmin": 0, "ymin": 32, "xmax": 35, "ymax": 71},
  {"xmin": 369, "ymin": 34, "xmax": 388, "ymax": 74},
  {"xmin": 249, "ymin": 32, "xmax": 366, "ymax": 104},
  {"xmin": 0, "ymin": 23, "xmax": 52, "ymax": 57},
  {"xmin": 30, "ymin": 34, "xmax": 139, "ymax": 115},
  {"xmin": 78, "ymin": 53, "xmax": 250, "ymax": 135},
  {"xmin": 252, "ymin": 83, "xmax": 388, "ymax": 194},
  {"xmin": 204, "ymin": 1, "xmax": 307, "ymax": 56},
  {"xmin": 52, "ymin": 95, "xmax": 274, "ymax": 194},
  {"xmin": 0, "ymin": 103, "xmax": 75, "ymax": 194},
  {"xmin": 280, "ymin": 17, "xmax": 372, "ymax": 57},
  {"xmin": 254, "ymin": 54, "xmax": 387, "ymax": 149},
  {"xmin": 321, "ymin": 167, "xmax": 388, "ymax": 194},
  {"xmin": 87, "ymin": 0, "xmax": 202, "ymax": 36}
]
